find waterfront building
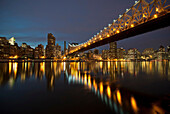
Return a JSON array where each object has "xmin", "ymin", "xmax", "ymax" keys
[
  {"xmin": 126, "ymin": 48, "xmax": 140, "ymax": 60},
  {"xmin": 20, "ymin": 43, "xmax": 34, "ymax": 58},
  {"xmin": 87, "ymin": 50, "xmax": 93, "ymax": 59},
  {"xmin": 94, "ymin": 49, "xmax": 99, "ymax": 55},
  {"xmin": 102, "ymin": 50, "xmax": 109, "ymax": 60},
  {"xmin": 56, "ymin": 43, "xmax": 61, "ymax": 59},
  {"xmin": 141, "ymin": 48, "xmax": 154, "ymax": 60},
  {"xmin": 157, "ymin": 45, "xmax": 166, "ymax": 60},
  {"xmin": 22, "ymin": 43, "xmax": 27, "ymax": 49},
  {"xmin": 9, "ymin": 43, "xmax": 19, "ymax": 57},
  {"xmin": 109, "ymin": 42, "xmax": 117, "ymax": 59},
  {"xmin": 46, "ymin": 33, "xmax": 56, "ymax": 58},
  {"xmin": 34, "ymin": 44, "xmax": 45, "ymax": 59},
  {"xmin": 167, "ymin": 46, "xmax": 170, "ymax": 59},
  {"xmin": 0, "ymin": 37, "xmax": 10, "ymax": 58},
  {"xmin": 117, "ymin": 47, "xmax": 126, "ymax": 59}
]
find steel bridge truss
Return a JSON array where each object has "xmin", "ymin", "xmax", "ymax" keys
[{"xmin": 67, "ymin": 0, "xmax": 170, "ymax": 55}]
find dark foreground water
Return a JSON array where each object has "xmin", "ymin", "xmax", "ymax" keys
[{"xmin": 0, "ymin": 61, "xmax": 170, "ymax": 114}]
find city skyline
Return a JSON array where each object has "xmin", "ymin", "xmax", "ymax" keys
[{"xmin": 0, "ymin": 0, "xmax": 170, "ymax": 52}]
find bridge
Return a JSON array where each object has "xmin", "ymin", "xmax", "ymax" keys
[{"xmin": 66, "ymin": 0, "xmax": 170, "ymax": 55}]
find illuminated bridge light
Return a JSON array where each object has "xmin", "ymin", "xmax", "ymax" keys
[
  {"xmin": 131, "ymin": 24, "xmax": 134, "ymax": 28},
  {"xmin": 116, "ymin": 30, "xmax": 120, "ymax": 34},
  {"xmin": 154, "ymin": 14, "xmax": 158, "ymax": 18},
  {"xmin": 156, "ymin": 7, "xmax": 159, "ymax": 12},
  {"xmin": 113, "ymin": 28, "xmax": 116, "ymax": 31},
  {"xmin": 100, "ymin": 38, "xmax": 103, "ymax": 40},
  {"xmin": 93, "ymin": 41, "xmax": 95, "ymax": 43},
  {"xmin": 84, "ymin": 44, "xmax": 87, "ymax": 47},
  {"xmin": 99, "ymin": 35, "xmax": 101, "ymax": 38},
  {"xmin": 107, "ymin": 34, "xmax": 110, "ymax": 37},
  {"xmin": 88, "ymin": 43, "xmax": 90, "ymax": 45}
]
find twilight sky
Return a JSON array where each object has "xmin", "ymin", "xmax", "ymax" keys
[{"xmin": 0, "ymin": 0, "xmax": 170, "ymax": 52}]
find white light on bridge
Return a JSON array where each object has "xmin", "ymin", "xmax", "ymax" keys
[{"xmin": 156, "ymin": 7, "xmax": 159, "ymax": 12}]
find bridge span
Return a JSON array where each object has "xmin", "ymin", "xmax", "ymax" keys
[{"xmin": 67, "ymin": 0, "xmax": 170, "ymax": 55}]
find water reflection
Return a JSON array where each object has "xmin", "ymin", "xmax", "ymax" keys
[{"xmin": 0, "ymin": 61, "xmax": 169, "ymax": 113}]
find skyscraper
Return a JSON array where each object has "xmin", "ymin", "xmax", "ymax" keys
[
  {"xmin": 48, "ymin": 33, "xmax": 55, "ymax": 46},
  {"xmin": 46, "ymin": 33, "xmax": 56, "ymax": 58},
  {"xmin": 109, "ymin": 42, "xmax": 117, "ymax": 59}
]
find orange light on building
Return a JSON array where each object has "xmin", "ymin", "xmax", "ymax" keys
[
  {"xmin": 93, "ymin": 41, "xmax": 95, "ymax": 43},
  {"xmin": 40, "ymin": 56, "xmax": 45, "ymax": 59},
  {"xmin": 116, "ymin": 30, "xmax": 120, "ymax": 34},
  {"xmin": 107, "ymin": 85, "xmax": 111, "ymax": 98},
  {"xmin": 117, "ymin": 89, "xmax": 122, "ymax": 105},
  {"xmin": 99, "ymin": 35, "xmax": 101, "ymax": 38},
  {"xmin": 131, "ymin": 96, "xmax": 138, "ymax": 113},
  {"xmin": 154, "ymin": 14, "xmax": 158, "ymax": 18},
  {"xmin": 99, "ymin": 82, "xmax": 103, "ymax": 95},
  {"xmin": 131, "ymin": 24, "xmax": 134, "ymax": 28}
]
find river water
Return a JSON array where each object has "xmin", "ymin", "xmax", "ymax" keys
[{"xmin": 0, "ymin": 61, "xmax": 170, "ymax": 113}]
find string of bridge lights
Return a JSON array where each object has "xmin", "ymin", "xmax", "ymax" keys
[{"xmin": 69, "ymin": 0, "xmax": 169, "ymax": 54}]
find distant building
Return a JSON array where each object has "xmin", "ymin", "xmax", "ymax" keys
[
  {"xmin": 34, "ymin": 44, "xmax": 45, "ymax": 58},
  {"xmin": 22, "ymin": 43, "xmax": 27, "ymax": 49},
  {"xmin": 56, "ymin": 43, "xmax": 61, "ymax": 59},
  {"xmin": 167, "ymin": 46, "xmax": 170, "ymax": 59},
  {"xmin": 9, "ymin": 43, "xmax": 19, "ymax": 57},
  {"xmin": 20, "ymin": 43, "xmax": 34, "ymax": 58},
  {"xmin": 157, "ymin": 45, "xmax": 166, "ymax": 60},
  {"xmin": 117, "ymin": 47, "xmax": 126, "ymax": 59},
  {"xmin": 0, "ymin": 37, "xmax": 10, "ymax": 58},
  {"xmin": 94, "ymin": 49, "xmax": 99, "ymax": 55},
  {"xmin": 46, "ymin": 33, "xmax": 56, "ymax": 58},
  {"xmin": 87, "ymin": 50, "xmax": 93, "ymax": 59},
  {"xmin": 109, "ymin": 42, "xmax": 117, "ymax": 59},
  {"xmin": 126, "ymin": 48, "xmax": 140, "ymax": 60},
  {"xmin": 45, "ymin": 33, "xmax": 61, "ymax": 59},
  {"xmin": 102, "ymin": 50, "xmax": 109, "ymax": 60},
  {"xmin": 141, "ymin": 48, "xmax": 154, "ymax": 60}
]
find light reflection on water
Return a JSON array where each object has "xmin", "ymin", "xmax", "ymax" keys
[{"xmin": 0, "ymin": 61, "xmax": 170, "ymax": 113}]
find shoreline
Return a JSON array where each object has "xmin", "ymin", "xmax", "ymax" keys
[{"xmin": 0, "ymin": 59, "xmax": 169, "ymax": 62}]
